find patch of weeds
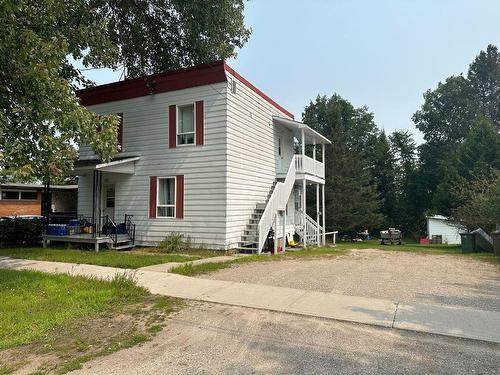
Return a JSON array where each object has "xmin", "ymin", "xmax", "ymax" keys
[
  {"xmin": 157, "ymin": 232, "xmax": 192, "ymax": 253},
  {"xmin": 170, "ymin": 261, "xmax": 234, "ymax": 276},
  {"xmin": 0, "ymin": 364, "xmax": 18, "ymax": 375},
  {"xmin": 147, "ymin": 324, "xmax": 164, "ymax": 334}
]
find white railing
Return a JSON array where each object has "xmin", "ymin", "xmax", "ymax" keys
[
  {"xmin": 257, "ymin": 155, "xmax": 297, "ymax": 253},
  {"xmin": 295, "ymin": 212, "xmax": 323, "ymax": 245},
  {"xmin": 295, "ymin": 155, "xmax": 325, "ymax": 179}
]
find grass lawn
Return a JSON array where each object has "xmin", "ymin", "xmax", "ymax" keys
[
  {"xmin": 170, "ymin": 239, "xmax": 499, "ymax": 276},
  {"xmin": 0, "ymin": 247, "xmax": 202, "ymax": 269},
  {"xmin": 0, "ymin": 269, "xmax": 182, "ymax": 374}
]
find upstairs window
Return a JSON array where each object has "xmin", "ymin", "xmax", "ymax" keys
[
  {"xmin": 177, "ymin": 104, "xmax": 195, "ymax": 145},
  {"xmin": 157, "ymin": 177, "xmax": 176, "ymax": 218}
]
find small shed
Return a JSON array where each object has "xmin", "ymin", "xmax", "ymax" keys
[{"xmin": 426, "ymin": 215, "xmax": 466, "ymax": 245}]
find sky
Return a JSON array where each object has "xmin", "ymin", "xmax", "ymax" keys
[{"xmin": 82, "ymin": 0, "xmax": 500, "ymax": 143}]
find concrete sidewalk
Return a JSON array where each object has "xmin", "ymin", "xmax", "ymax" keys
[{"xmin": 1, "ymin": 256, "xmax": 499, "ymax": 344}]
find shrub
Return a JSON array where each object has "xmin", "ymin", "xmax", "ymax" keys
[
  {"xmin": 0, "ymin": 217, "xmax": 42, "ymax": 247},
  {"xmin": 157, "ymin": 232, "xmax": 191, "ymax": 253}
]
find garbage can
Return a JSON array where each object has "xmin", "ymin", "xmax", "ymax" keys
[
  {"xmin": 491, "ymin": 230, "xmax": 500, "ymax": 257},
  {"xmin": 460, "ymin": 233, "xmax": 476, "ymax": 253}
]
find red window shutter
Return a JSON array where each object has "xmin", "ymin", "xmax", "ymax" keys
[
  {"xmin": 195, "ymin": 101, "xmax": 204, "ymax": 145},
  {"xmin": 169, "ymin": 105, "xmax": 176, "ymax": 148},
  {"xmin": 149, "ymin": 176, "xmax": 157, "ymax": 219},
  {"xmin": 176, "ymin": 175, "xmax": 184, "ymax": 219},
  {"xmin": 117, "ymin": 113, "xmax": 123, "ymax": 152}
]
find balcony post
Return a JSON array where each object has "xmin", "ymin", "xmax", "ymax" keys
[
  {"xmin": 322, "ymin": 144, "xmax": 325, "ymax": 163},
  {"xmin": 301, "ymin": 129, "xmax": 305, "ymax": 156},
  {"xmin": 322, "ymin": 184, "xmax": 326, "ymax": 245},
  {"xmin": 316, "ymin": 183, "xmax": 320, "ymax": 246},
  {"xmin": 282, "ymin": 209, "xmax": 286, "ymax": 253},
  {"xmin": 302, "ymin": 179, "xmax": 307, "ymax": 247},
  {"xmin": 313, "ymin": 139, "xmax": 316, "ymax": 160}
]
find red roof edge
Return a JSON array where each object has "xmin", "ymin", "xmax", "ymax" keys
[
  {"xmin": 223, "ymin": 63, "xmax": 294, "ymax": 119},
  {"xmin": 77, "ymin": 61, "xmax": 227, "ymax": 106},
  {"xmin": 76, "ymin": 61, "xmax": 294, "ymax": 119}
]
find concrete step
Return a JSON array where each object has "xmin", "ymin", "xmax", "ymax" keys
[
  {"xmin": 112, "ymin": 243, "xmax": 135, "ymax": 251},
  {"xmin": 115, "ymin": 236, "xmax": 132, "ymax": 244},
  {"xmin": 256, "ymin": 203, "xmax": 266, "ymax": 210}
]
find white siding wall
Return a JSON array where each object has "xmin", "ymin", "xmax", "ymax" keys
[
  {"xmin": 77, "ymin": 83, "xmax": 229, "ymax": 248},
  {"xmin": 225, "ymin": 72, "xmax": 295, "ymax": 248},
  {"xmin": 427, "ymin": 218, "xmax": 465, "ymax": 244}
]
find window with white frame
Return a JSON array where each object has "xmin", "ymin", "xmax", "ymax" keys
[
  {"xmin": 177, "ymin": 104, "xmax": 195, "ymax": 145},
  {"xmin": 157, "ymin": 177, "xmax": 175, "ymax": 218}
]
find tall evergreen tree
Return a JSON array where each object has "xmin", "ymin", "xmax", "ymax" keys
[
  {"xmin": 302, "ymin": 95, "xmax": 383, "ymax": 233},
  {"xmin": 371, "ymin": 131, "xmax": 397, "ymax": 228},
  {"xmin": 389, "ymin": 130, "xmax": 420, "ymax": 233},
  {"xmin": 433, "ymin": 117, "xmax": 500, "ymax": 215},
  {"xmin": 412, "ymin": 44, "xmax": 500, "ymax": 223}
]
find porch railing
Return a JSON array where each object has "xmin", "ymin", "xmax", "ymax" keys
[
  {"xmin": 258, "ymin": 155, "xmax": 297, "ymax": 253},
  {"xmin": 101, "ymin": 215, "xmax": 118, "ymax": 245},
  {"xmin": 295, "ymin": 211, "xmax": 323, "ymax": 245},
  {"xmin": 124, "ymin": 214, "xmax": 136, "ymax": 244},
  {"xmin": 295, "ymin": 155, "xmax": 325, "ymax": 179}
]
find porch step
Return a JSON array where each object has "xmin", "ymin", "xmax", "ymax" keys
[
  {"xmin": 116, "ymin": 235, "xmax": 132, "ymax": 244},
  {"xmin": 112, "ymin": 243, "xmax": 135, "ymax": 251},
  {"xmin": 241, "ymin": 234, "xmax": 258, "ymax": 241}
]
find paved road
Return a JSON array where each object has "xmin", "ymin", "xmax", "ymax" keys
[{"xmin": 72, "ymin": 302, "xmax": 500, "ymax": 375}]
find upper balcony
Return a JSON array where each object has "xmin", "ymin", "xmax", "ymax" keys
[
  {"xmin": 295, "ymin": 154, "xmax": 325, "ymax": 181},
  {"xmin": 273, "ymin": 116, "xmax": 331, "ymax": 184}
]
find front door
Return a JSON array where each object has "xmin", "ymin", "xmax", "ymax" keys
[{"xmin": 103, "ymin": 184, "xmax": 115, "ymax": 221}]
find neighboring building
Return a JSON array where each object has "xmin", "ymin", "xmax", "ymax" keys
[
  {"xmin": 0, "ymin": 183, "xmax": 77, "ymax": 217},
  {"xmin": 75, "ymin": 61, "xmax": 331, "ymax": 252},
  {"xmin": 426, "ymin": 215, "xmax": 466, "ymax": 245}
]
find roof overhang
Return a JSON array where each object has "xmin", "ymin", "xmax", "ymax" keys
[
  {"xmin": 76, "ymin": 61, "xmax": 294, "ymax": 119},
  {"xmin": 0, "ymin": 183, "xmax": 78, "ymax": 191},
  {"xmin": 73, "ymin": 156, "xmax": 140, "ymax": 175},
  {"xmin": 273, "ymin": 116, "xmax": 331, "ymax": 145}
]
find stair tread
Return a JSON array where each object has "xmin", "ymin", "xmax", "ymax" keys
[{"xmin": 112, "ymin": 244, "xmax": 135, "ymax": 250}]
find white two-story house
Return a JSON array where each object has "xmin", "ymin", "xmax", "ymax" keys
[{"xmin": 73, "ymin": 61, "xmax": 330, "ymax": 252}]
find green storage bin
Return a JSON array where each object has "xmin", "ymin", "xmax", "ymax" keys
[
  {"xmin": 460, "ymin": 233, "xmax": 476, "ymax": 253},
  {"xmin": 491, "ymin": 230, "xmax": 500, "ymax": 257}
]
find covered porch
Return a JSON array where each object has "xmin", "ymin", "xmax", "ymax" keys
[{"xmin": 42, "ymin": 156, "xmax": 139, "ymax": 251}]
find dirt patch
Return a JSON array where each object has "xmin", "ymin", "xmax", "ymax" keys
[
  {"xmin": 201, "ymin": 249, "xmax": 500, "ymax": 311},
  {"xmin": 0, "ymin": 296, "xmax": 183, "ymax": 374}
]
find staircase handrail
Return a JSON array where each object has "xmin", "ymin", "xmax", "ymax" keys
[
  {"xmin": 124, "ymin": 214, "xmax": 136, "ymax": 244},
  {"xmin": 257, "ymin": 155, "xmax": 297, "ymax": 253},
  {"xmin": 295, "ymin": 212, "xmax": 323, "ymax": 245},
  {"xmin": 102, "ymin": 215, "xmax": 118, "ymax": 245}
]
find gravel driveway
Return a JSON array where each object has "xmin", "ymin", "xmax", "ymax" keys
[
  {"xmin": 72, "ymin": 302, "xmax": 500, "ymax": 375},
  {"xmin": 202, "ymin": 249, "xmax": 500, "ymax": 311}
]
